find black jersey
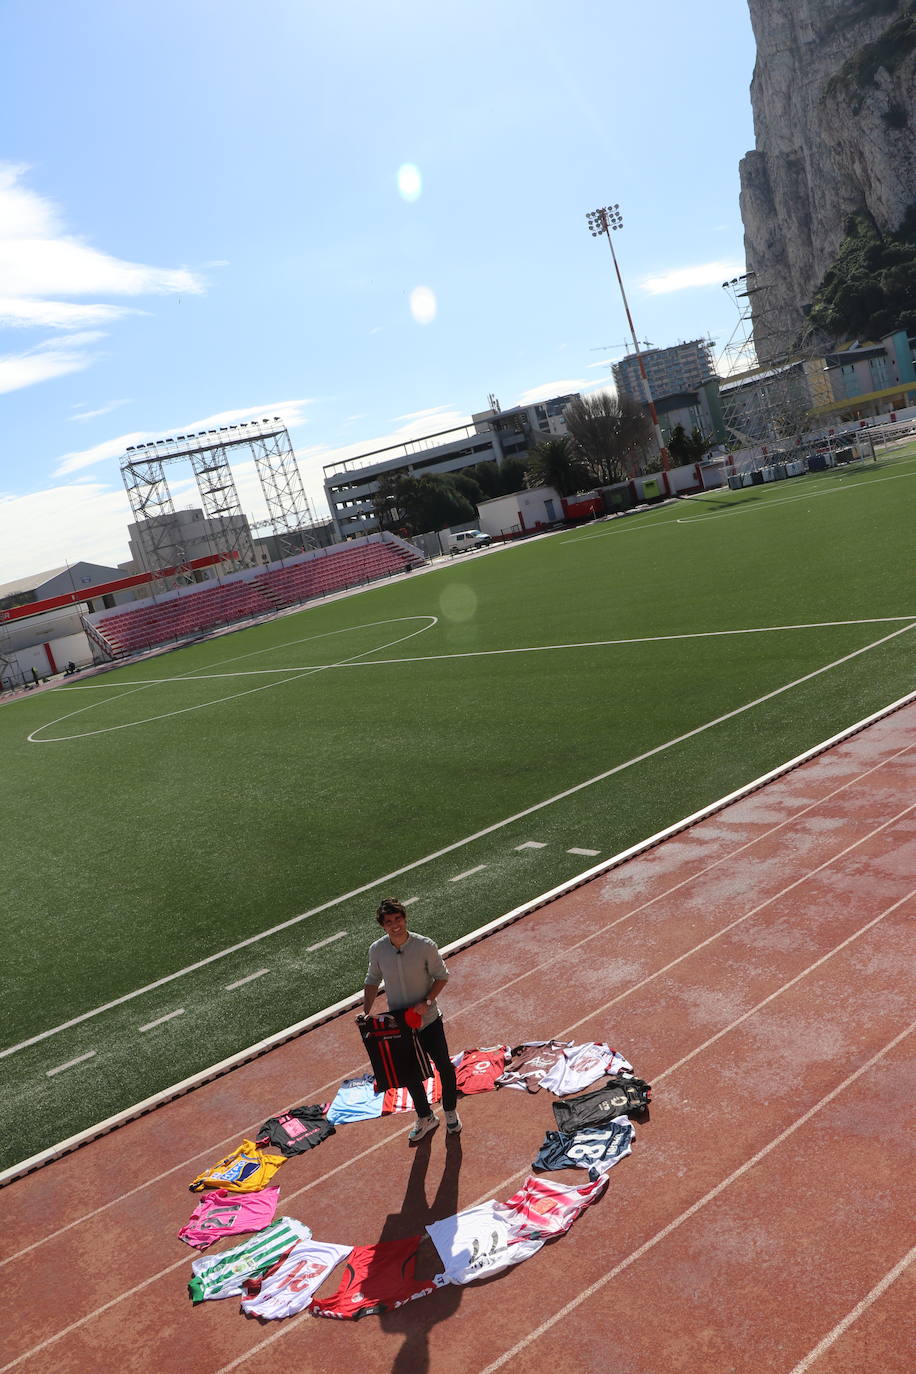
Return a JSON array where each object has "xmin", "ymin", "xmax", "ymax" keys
[
  {"xmin": 551, "ymin": 1076, "xmax": 651, "ymax": 1133},
  {"xmin": 256, "ymin": 1106, "xmax": 336, "ymax": 1157}
]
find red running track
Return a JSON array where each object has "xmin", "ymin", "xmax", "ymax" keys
[{"xmin": 1, "ymin": 701, "xmax": 914, "ymax": 1374}]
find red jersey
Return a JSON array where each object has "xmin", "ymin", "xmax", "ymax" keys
[{"xmin": 308, "ymin": 1236, "xmax": 441, "ymax": 1320}]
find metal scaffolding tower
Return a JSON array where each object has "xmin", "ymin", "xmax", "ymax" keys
[{"xmin": 120, "ymin": 417, "xmax": 317, "ymax": 582}]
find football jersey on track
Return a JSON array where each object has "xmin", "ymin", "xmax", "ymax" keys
[
  {"xmin": 382, "ymin": 1070, "xmax": 441, "ymax": 1114},
  {"xmin": 552, "ymin": 1077, "xmax": 648, "ymax": 1134},
  {"xmin": 308, "ymin": 1236, "xmax": 441, "ymax": 1319},
  {"xmin": 255, "ymin": 1106, "xmax": 336, "ymax": 1157},
  {"xmin": 426, "ymin": 1200, "xmax": 547, "ymax": 1285},
  {"xmin": 538, "ymin": 1042, "xmax": 633, "ymax": 1096},
  {"xmin": 501, "ymin": 1172, "xmax": 609, "ymax": 1239},
  {"xmin": 178, "ymin": 1185, "xmax": 280, "ymax": 1251},
  {"xmin": 240, "ymin": 1237, "xmax": 354, "ymax": 1320},
  {"xmin": 533, "ymin": 1118, "xmax": 634, "ymax": 1181},
  {"xmin": 494, "ymin": 1041, "xmax": 572, "ymax": 1093},
  {"xmin": 188, "ymin": 1139, "xmax": 287, "ymax": 1194},
  {"xmin": 187, "ymin": 1217, "xmax": 311, "ymax": 1304},
  {"xmin": 451, "ymin": 1046, "xmax": 510, "ymax": 1095},
  {"xmin": 326, "ymin": 1074, "xmax": 384, "ymax": 1124}
]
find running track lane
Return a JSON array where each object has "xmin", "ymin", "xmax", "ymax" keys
[{"xmin": 0, "ymin": 702, "xmax": 913, "ymax": 1374}]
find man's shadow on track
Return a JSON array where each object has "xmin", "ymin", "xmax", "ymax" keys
[{"xmin": 377, "ymin": 1131, "xmax": 463, "ymax": 1374}]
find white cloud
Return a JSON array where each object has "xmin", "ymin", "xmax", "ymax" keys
[
  {"xmin": 53, "ymin": 399, "xmax": 316, "ymax": 476},
  {"xmin": 640, "ymin": 259, "xmax": 745, "ymax": 295},
  {"xmin": 0, "ymin": 333, "xmax": 104, "ymax": 395},
  {"xmin": 0, "ymin": 480, "xmax": 135, "ymax": 580},
  {"xmin": 516, "ymin": 379, "xmax": 587, "ymax": 405},
  {"xmin": 0, "ymin": 164, "xmax": 207, "ymax": 396},
  {"xmin": 70, "ymin": 398, "xmax": 132, "ymax": 423}
]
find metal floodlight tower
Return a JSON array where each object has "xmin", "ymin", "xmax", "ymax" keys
[
  {"xmin": 252, "ymin": 422, "xmax": 319, "ymax": 547},
  {"xmin": 122, "ymin": 452, "xmax": 188, "ymax": 583},
  {"xmin": 585, "ymin": 203, "xmax": 670, "ymax": 471},
  {"xmin": 120, "ymin": 418, "xmax": 319, "ymax": 584}
]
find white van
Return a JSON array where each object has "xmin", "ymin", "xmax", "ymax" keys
[{"xmin": 447, "ymin": 530, "xmax": 492, "ymax": 555}]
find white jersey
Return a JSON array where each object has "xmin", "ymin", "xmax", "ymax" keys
[
  {"xmin": 539, "ymin": 1042, "xmax": 633, "ymax": 1096},
  {"xmin": 240, "ymin": 1237, "xmax": 354, "ymax": 1320},
  {"xmin": 427, "ymin": 1171, "xmax": 607, "ymax": 1285},
  {"xmin": 426, "ymin": 1201, "xmax": 546, "ymax": 1285},
  {"xmin": 188, "ymin": 1217, "xmax": 311, "ymax": 1304}
]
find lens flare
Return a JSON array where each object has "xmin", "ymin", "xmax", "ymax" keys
[
  {"xmin": 409, "ymin": 285, "xmax": 437, "ymax": 325},
  {"xmin": 396, "ymin": 163, "xmax": 422, "ymax": 202}
]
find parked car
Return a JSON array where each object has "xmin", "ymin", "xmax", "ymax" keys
[{"xmin": 447, "ymin": 530, "xmax": 492, "ymax": 554}]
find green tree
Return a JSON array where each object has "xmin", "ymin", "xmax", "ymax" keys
[
  {"xmin": 563, "ymin": 391, "xmax": 653, "ymax": 486},
  {"xmin": 398, "ymin": 474, "xmax": 476, "ymax": 532},
  {"xmin": 524, "ymin": 436, "xmax": 591, "ymax": 496},
  {"xmin": 667, "ymin": 424, "xmax": 712, "ymax": 465},
  {"xmin": 371, "ymin": 472, "xmax": 410, "ymax": 531}
]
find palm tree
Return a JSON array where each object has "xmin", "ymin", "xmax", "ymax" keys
[{"xmin": 525, "ymin": 437, "xmax": 590, "ymax": 496}]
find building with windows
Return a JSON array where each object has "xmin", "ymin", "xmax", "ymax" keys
[
  {"xmin": 814, "ymin": 329, "xmax": 916, "ymax": 421},
  {"xmin": 126, "ymin": 508, "xmax": 259, "ymax": 583},
  {"xmin": 323, "ymin": 394, "xmax": 579, "ymax": 538},
  {"xmin": 612, "ymin": 339, "xmax": 715, "ymax": 405}
]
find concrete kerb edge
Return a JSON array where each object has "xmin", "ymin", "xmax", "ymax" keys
[{"xmin": 3, "ymin": 685, "xmax": 914, "ymax": 1189}]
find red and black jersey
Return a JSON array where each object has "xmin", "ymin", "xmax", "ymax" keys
[
  {"xmin": 359, "ymin": 1012, "xmax": 432, "ymax": 1092},
  {"xmin": 308, "ymin": 1236, "xmax": 440, "ymax": 1319}
]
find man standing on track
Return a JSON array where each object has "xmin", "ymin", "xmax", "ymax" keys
[{"xmin": 361, "ymin": 898, "xmax": 461, "ymax": 1143}]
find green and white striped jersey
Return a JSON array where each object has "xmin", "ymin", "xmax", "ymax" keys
[{"xmin": 188, "ymin": 1216, "xmax": 311, "ymax": 1304}]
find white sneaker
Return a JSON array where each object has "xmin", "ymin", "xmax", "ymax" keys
[
  {"xmin": 408, "ymin": 1113, "xmax": 439, "ymax": 1144},
  {"xmin": 445, "ymin": 1110, "xmax": 462, "ymax": 1135}
]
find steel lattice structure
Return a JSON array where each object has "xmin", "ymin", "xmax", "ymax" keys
[{"xmin": 120, "ymin": 417, "xmax": 318, "ymax": 581}]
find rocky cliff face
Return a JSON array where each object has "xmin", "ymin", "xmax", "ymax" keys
[{"xmin": 739, "ymin": 0, "xmax": 916, "ymax": 361}]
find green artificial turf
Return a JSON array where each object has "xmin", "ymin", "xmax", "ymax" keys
[{"xmin": 2, "ymin": 450, "xmax": 914, "ymax": 1169}]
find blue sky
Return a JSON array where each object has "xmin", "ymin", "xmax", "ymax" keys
[{"xmin": 0, "ymin": 0, "xmax": 756, "ymax": 582}]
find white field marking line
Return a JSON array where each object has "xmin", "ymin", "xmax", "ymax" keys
[
  {"xmin": 38, "ymin": 615, "xmax": 916, "ymax": 684},
  {"xmin": 786, "ymin": 1245, "xmax": 916, "ymax": 1374},
  {"xmin": 451, "ymin": 864, "xmax": 487, "ymax": 882},
  {"xmin": 569, "ymin": 464, "xmax": 916, "ymax": 541},
  {"xmin": 472, "ymin": 1021, "xmax": 916, "ymax": 1374},
  {"xmin": 516, "ymin": 841, "xmax": 546, "ymax": 849},
  {"xmin": 45, "ymin": 1052, "xmax": 96, "ymax": 1078},
  {"xmin": 27, "ymin": 615, "xmax": 438, "ymax": 744},
  {"xmin": 6, "ymin": 618, "xmax": 913, "ymax": 1063},
  {"xmin": 4, "ymin": 733, "xmax": 912, "ymax": 1264},
  {"xmin": 225, "ymin": 969, "xmax": 270, "ymax": 991},
  {"xmin": 402, "ymin": 896, "xmax": 420, "ymax": 905},
  {"xmin": 305, "ymin": 931, "xmax": 347, "ymax": 952},
  {"xmin": 137, "ymin": 1009, "xmax": 184, "ymax": 1033},
  {"xmin": 675, "ymin": 465, "xmax": 916, "ymax": 524},
  {"xmin": 0, "ymin": 1120, "xmax": 417, "ymax": 1374},
  {"xmin": 555, "ymin": 802, "xmax": 915, "ymax": 1044},
  {"xmin": 567, "ymin": 847, "xmax": 600, "ymax": 856}
]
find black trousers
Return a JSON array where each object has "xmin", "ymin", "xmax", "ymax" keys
[{"xmin": 406, "ymin": 1015, "xmax": 458, "ymax": 1116}]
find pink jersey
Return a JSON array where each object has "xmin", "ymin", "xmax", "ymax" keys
[{"xmin": 178, "ymin": 1185, "xmax": 280, "ymax": 1250}]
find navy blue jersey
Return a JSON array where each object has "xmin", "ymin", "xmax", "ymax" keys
[{"xmin": 533, "ymin": 1119, "xmax": 634, "ymax": 1181}]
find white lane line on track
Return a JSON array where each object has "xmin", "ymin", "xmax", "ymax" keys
[
  {"xmin": 471, "ymin": 1021, "xmax": 916, "ymax": 1374},
  {"xmin": 567, "ymin": 847, "xmax": 600, "ymax": 856},
  {"xmin": 555, "ymin": 803, "xmax": 915, "ymax": 1043},
  {"xmin": 137, "ymin": 1010, "xmax": 184, "ymax": 1033},
  {"xmin": 45, "ymin": 1052, "xmax": 96, "ymax": 1078},
  {"xmin": 786, "ymin": 1244, "xmax": 916, "ymax": 1374},
  {"xmin": 46, "ymin": 614, "xmax": 916, "ymax": 684},
  {"xmin": 6, "ymin": 619, "xmax": 913, "ymax": 1064},
  {"xmin": 450, "ymin": 865, "xmax": 487, "ymax": 882},
  {"xmin": 5, "ymin": 882, "xmax": 909, "ymax": 1374},
  {"xmin": 5, "ymin": 739, "xmax": 911, "ymax": 1266},
  {"xmin": 225, "ymin": 970, "xmax": 270, "ymax": 991},
  {"xmin": 305, "ymin": 931, "xmax": 347, "ymax": 952}
]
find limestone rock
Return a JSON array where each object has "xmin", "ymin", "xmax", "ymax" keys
[{"xmin": 739, "ymin": 0, "xmax": 916, "ymax": 361}]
